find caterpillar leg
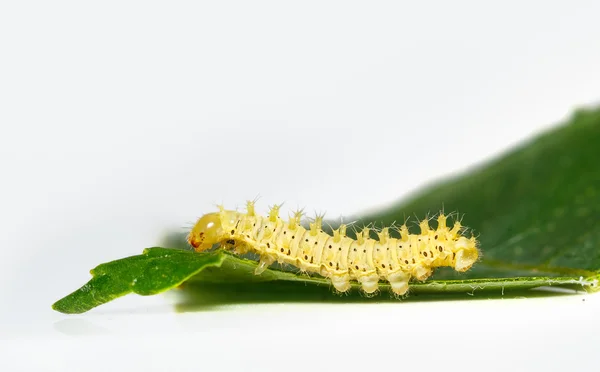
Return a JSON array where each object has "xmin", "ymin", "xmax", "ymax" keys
[
  {"xmin": 232, "ymin": 242, "xmax": 251, "ymax": 255},
  {"xmin": 454, "ymin": 248, "xmax": 478, "ymax": 272},
  {"xmin": 330, "ymin": 273, "xmax": 351, "ymax": 293},
  {"xmin": 255, "ymin": 255, "xmax": 276, "ymax": 275},
  {"xmin": 357, "ymin": 272, "xmax": 380, "ymax": 294},
  {"xmin": 454, "ymin": 237, "xmax": 480, "ymax": 272},
  {"xmin": 387, "ymin": 271, "xmax": 410, "ymax": 296},
  {"xmin": 414, "ymin": 265, "xmax": 432, "ymax": 281}
]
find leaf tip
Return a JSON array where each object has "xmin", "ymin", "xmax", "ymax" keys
[{"xmin": 51, "ymin": 297, "xmax": 80, "ymax": 314}]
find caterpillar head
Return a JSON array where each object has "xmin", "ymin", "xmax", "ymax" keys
[
  {"xmin": 453, "ymin": 236, "xmax": 480, "ymax": 272},
  {"xmin": 188, "ymin": 212, "xmax": 224, "ymax": 252}
]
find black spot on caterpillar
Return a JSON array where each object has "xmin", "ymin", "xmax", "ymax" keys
[{"xmin": 187, "ymin": 201, "xmax": 480, "ymax": 296}]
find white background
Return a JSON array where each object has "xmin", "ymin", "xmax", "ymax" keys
[{"xmin": 1, "ymin": 1, "xmax": 599, "ymax": 371}]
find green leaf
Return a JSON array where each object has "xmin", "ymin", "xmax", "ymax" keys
[
  {"xmin": 52, "ymin": 248, "xmax": 225, "ymax": 314},
  {"xmin": 361, "ymin": 106, "xmax": 600, "ymax": 283},
  {"xmin": 53, "ymin": 107, "xmax": 600, "ymax": 314}
]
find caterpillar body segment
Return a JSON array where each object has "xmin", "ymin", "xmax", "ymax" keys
[{"xmin": 187, "ymin": 201, "xmax": 480, "ymax": 296}]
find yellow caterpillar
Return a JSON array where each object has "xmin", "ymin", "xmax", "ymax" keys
[{"xmin": 187, "ymin": 201, "xmax": 480, "ymax": 296}]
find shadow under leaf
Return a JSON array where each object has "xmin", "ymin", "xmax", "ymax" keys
[{"xmin": 171, "ymin": 280, "xmax": 578, "ymax": 312}]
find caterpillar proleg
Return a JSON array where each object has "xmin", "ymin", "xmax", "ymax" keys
[{"xmin": 187, "ymin": 201, "xmax": 480, "ymax": 296}]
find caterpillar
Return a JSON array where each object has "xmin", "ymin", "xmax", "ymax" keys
[{"xmin": 187, "ymin": 201, "xmax": 480, "ymax": 296}]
